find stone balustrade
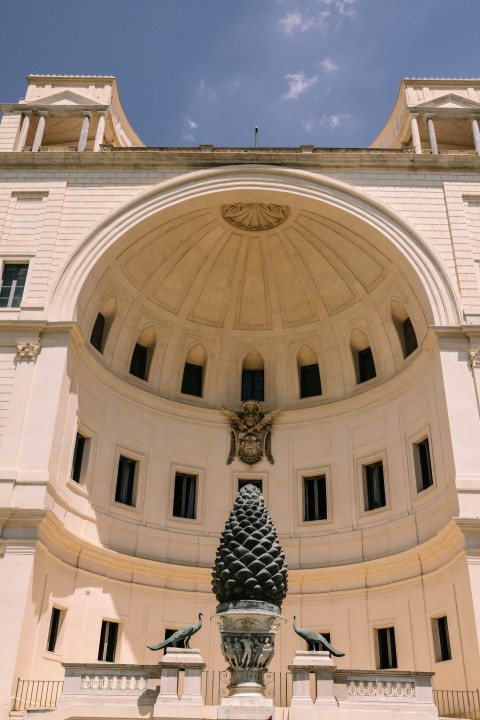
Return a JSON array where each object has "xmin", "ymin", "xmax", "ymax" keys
[{"xmin": 59, "ymin": 664, "xmax": 159, "ymax": 707}]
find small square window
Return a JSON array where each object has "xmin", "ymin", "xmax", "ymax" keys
[
  {"xmin": 300, "ymin": 364, "xmax": 322, "ymax": 398},
  {"xmin": 0, "ymin": 263, "xmax": 28, "ymax": 308},
  {"xmin": 432, "ymin": 616, "xmax": 452, "ymax": 662},
  {"xmin": 115, "ymin": 456, "xmax": 137, "ymax": 506},
  {"xmin": 173, "ymin": 472, "xmax": 197, "ymax": 519},
  {"xmin": 71, "ymin": 432, "xmax": 88, "ymax": 484},
  {"xmin": 238, "ymin": 478, "xmax": 263, "ymax": 493},
  {"xmin": 130, "ymin": 343, "xmax": 148, "ymax": 380},
  {"xmin": 98, "ymin": 620, "xmax": 119, "ymax": 662},
  {"xmin": 46, "ymin": 607, "xmax": 63, "ymax": 653},
  {"xmin": 181, "ymin": 362, "xmax": 203, "ymax": 397},
  {"xmin": 303, "ymin": 475, "xmax": 327, "ymax": 521},
  {"xmin": 413, "ymin": 438, "xmax": 433, "ymax": 492},
  {"xmin": 241, "ymin": 369, "xmax": 264, "ymax": 401},
  {"xmin": 376, "ymin": 627, "xmax": 397, "ymax": 669},
  {"xmin": 363, "ymin": 461, "xmax": 386, "ymax": 511}
]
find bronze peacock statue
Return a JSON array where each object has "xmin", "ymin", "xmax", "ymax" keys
[
  {"xmin": 147, "ymin": 613, "xmax": 203, "ymax": 651},
  {"xmin": 293, "ymin": 616, "xmax": 345, "ymax": 657}
]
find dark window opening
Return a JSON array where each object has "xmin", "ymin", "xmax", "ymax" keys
[
  {"xmin": 173, "ymin": 472, "xmax": 197, "ymax": 519},
  {"xmin": 71, "ymin": 433, "xmax": 86, "ymax": 483},
  {"xmin": 434, "ymin": 616, "xmax": 452, "ymax": 662},
  {"xmin": 308, "ymin": 631, "xmax": 331, "ymax": 652},
  {"xmin": 238, "ymin": 479, "xmax": 263, "ymax": 493},
  {"xmin": 181, "ymin": 362, "xmax": 203, "ymax": 397},
  {"xmin": 364, "ymin": 461, "xmax": 386, "ymax": 511},
  {"xmin": 47, "ymin": 607, "xmax": 62, "ymax": 653},
  {"xmin": 130, "ymin": 343, "xmax": 148, "ymax": 380},
  {"xmin": 98, "ymin": 620, "xmax": 118, "ymax": 662},
  {"xmin": 90, "ymin": 312, "xmax": 106, "ymax": 352},
  {"xmin": 0, "ymin": 263, "xmax": 28, "ymax": 308},
  {"xmin": 164, "ymin": 628, "xmax": 186, "ymax": 653},
  {"xmin": 377, "ymin": 627, "xmax": 397, "ymax": 669},
  {"xmin": 241, "ymin": 369, "xmax": 264, "ymax": 401},
  {"xmin": 115, "ymin": 456, "xmax": 136, "ymax": 506},
  {"xmin": 300, "ymin": 363, "xmax": 322, "ymax": 398},
  {"xmin": 414, "ymin": 438, "xmax": 433, "ymax": 492},
  {"xmin": 357, "ymin": 347, "xmax": 376, "ymax": 383},
  {"xmin": 402, "ymin": 317, "xmax": 418, "ymax": 357},
  {"xmin": 303, "ymin": 475, "xmax": 327, "ymax": 521}
]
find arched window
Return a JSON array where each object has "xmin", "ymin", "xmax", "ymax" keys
[
  {"xmin": 297, "ymin": 345, "xmax": 322, "ymax": 398},
  {"xmin": 241, "ymin": 349, "xmax": 264, "ymax": 401},
  {"xmin": 181, "ymin": 344, "xmax": 206, "ymax": 397},
  {"xmin": 391, "ymin": 301, "xmax": 418, "ymax": 358},
  {"xmin": 129, "ymin": 326, "xmax": 156, "ymax": 381},
  {"xmin": 90, "ymin": 297, "xmax": 116, "ymax": 353},
  {"xmin": 350, "ymin": 329, "xmax": 376, "ymax": 384}
]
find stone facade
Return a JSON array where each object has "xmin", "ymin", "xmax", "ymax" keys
[{"xmin": 1, "ymin": 75, "xmax": 480, "ymax": 718}]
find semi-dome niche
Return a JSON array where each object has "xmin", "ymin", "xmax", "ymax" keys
[{"xmin": 73, "ymin": 179, "xmax": 437, "ymax": 409}]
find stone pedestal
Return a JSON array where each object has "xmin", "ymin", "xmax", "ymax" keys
[
  {"xmin": 215, "ymin": 605, "xmax": 285, "ymax": 706},
  {"xmin": 154, "ymin": 647, "xmax": 205, "ymax": 710},
  {"xmin": 289, "ymin": 650, "xmax": 336, "ymax": 707}
]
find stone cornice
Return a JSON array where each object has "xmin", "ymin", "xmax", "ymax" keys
[
  {"xmin": 0, "ymin": 104, "xmax": 109, "ymax": 114},
  {"xmin": 1, "ymin": 149, "xmax": 480, "ymax": 171}
]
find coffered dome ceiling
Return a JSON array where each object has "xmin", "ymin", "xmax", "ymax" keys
[{"xmin": 80, "ymin": 188, "xmax": 429, "ymax": 406}]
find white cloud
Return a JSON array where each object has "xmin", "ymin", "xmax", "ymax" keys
[
  {"xmin": 278, "ymin": 11, "xmax": 303, "ymax": 34},
  {"xmin": 283, "ymin": 72, "xmax": 318, "ymax": 100},
  {"xmin": 301, "ymin": 113, "xmax": 355, "ymax": 134},
  {"xmin": 301, "ymin": 119, "xmax": 315, "ymax": 133},
  {"xmin": 278, "ymin": 0, "xmax": 355, "ymax": 35},
  {"xmin": 181, "ymin": 114, "xmax": 198, "ymax": 143},
  {"xmin": 320, "ymin": 57, "xmax": 338, "ymax": 73}
]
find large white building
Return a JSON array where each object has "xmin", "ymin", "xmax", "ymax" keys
[{"xmin": 1, "ymin": 74, "xmax": 480, "ymax": 718}]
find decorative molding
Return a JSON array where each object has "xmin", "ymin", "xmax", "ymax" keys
[
  {"xmin": 16, "ymin": 342, "xmax": 40, "ymax": 361},
  {"xmin": 468, "ymin": 349, "xmax": 480, "ymax": 368},
  {"xmin": 221, "ymin": 203, "xmax": 290, "ymax": 231}
]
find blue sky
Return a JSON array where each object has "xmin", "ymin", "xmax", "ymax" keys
[{"xmin": 1, "ymin": 0, "xmax": 480, "ymax": 148}]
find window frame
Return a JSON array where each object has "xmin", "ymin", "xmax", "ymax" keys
[
  {"xmin": 115, "ymin": 455, "xmax": 138, "ymax": 507},
  {"xmin": 129, "ymin": 342, "xmax": 149, "ymax": 381},
  {"xmin": 375, "ymin": 626, "xmax": 398, "ymax": 669},
  {"xmin": 295, "ymin": 466, "xmax": 333, "ymax": 532},
  {"xmin": 362, "ymin": 459, "xmax": 387, "ymax": 512},
  {"xmin": 303, "ymin": 474, "xmax": 328, "ymax": 522},
  {"xmin": 166, "ymin": 464, "xmax": 205, "ymax": 531},
  {"xmin": 0, "ymin": 258, "xmax": 31, "ymax": 310},
  {"xmin": 181, "ymin": 361, "xmax": 204, "ymax": 397},
  {"xmin": 356, "ymin": 451, "xmax": 390, "ymax": 521},
  {"xmin": 172, "ymin": 471, "xmax": 198, "ymax": 520},
  {"xmin": 97, "ymin": 620, "xmax": 120, "ymax": 663},
  {"xmin": 432, "ymin": 615, "xmax": 452, "ymax": 663},
  {"xmin": 241, "ymin": 368, "xmax": 265, "ymax": 402},
  {"xmin": 46, "ymin": 606, "xmax": 65, "ymax": 655},
  {"xmin": 70, "ymin": 431, "xmax": 91, "ymax": 486},
  {"xmin": 109, "ymin": 446, "xmax": 146, "ymax": 518},
  {"xmin": 356, "ymin": 346, "xmax": 377, "ymax": 384},
  {"xmin": 299, "ymin": 362, "xmax": 322, "ymax": 399},
  {"xmin": 413, "ymin": 436, "xmax": 434, "ymax": 493}
]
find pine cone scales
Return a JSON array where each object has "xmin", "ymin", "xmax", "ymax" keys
[{"xmin": 212, "ymin": 484, "xmax": 288, "ymax": 609}]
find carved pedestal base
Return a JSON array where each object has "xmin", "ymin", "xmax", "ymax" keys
[
  {"xmin": 154, "ymin": 647, "xmax": 205, "ymax": 710},
  {"xmin": 289, "ymin": 650, "xmax": 336, "ymax": 707},
  {"xmin": 215, "ymin": 606, "xmax": 284, "ymax": 706}
]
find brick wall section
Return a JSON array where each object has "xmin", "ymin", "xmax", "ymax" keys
[
  {"xmin": 0, "ymin": 348, "xmax": 16, "ymax": 442},
  {"xmin": 0, "ymin": 114, "xmax": 21, "ymax": 152}
]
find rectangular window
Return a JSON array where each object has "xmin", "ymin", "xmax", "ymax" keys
[
  {"xmin": 173, "ymin": 472, "xmax": 197, "ymax": 519},
  {"xmin": 71, "ymin": 432, "xmax": 87, "ymax": 483},
  {"xmin": 414, "ymin": 438, "xmax": 433, "ymax": 492},
  {"xmin": 433, "ymin": 616, "xmax": 452, "ymax": 662},
  {"xmin": 98, "ymin": 620, "xmax": 118, "ymax": 662},
  {"xmin": 238, "ymin": 478, "xmax": 263, "ymax": 493},
  {"xmin": 402, "ymin": 317, "xmax": 418, "ymax": 357},
  {"xmin": 181, "ymin": 362, "xmax": 203, "ymax": 397},
  {"xmin": 363, "ymin": 461, "xmax": 386, "ymax": 511},
  {"xmin": 241, "ymin": 369, "xmax": 264, "ymax": 401},
  {"xmin": 377, "ymin": 627, "xmax": 397, "ymax": 669},
  {"xmin": 303, "ymin": 475, "xmax": 327, "ymax": 521},
  {"xmin": 358, "ymin": 347, "xmax": 376, "ymax": 383},
  {"xmin": 300, "ymin": 363, "xmax": 322, "ymax": 398},
  {"xmin": 90, "ymin": 312, "xmax": 105, "ymax": 352},
  {"xmin": 46, "ymin": 607, "xmax": 62, "ymax": 653},
  {"xmin": 0, "ymin": 263, "xmax": 28, "ymax": 308},
  {"xmin": 130, "ymin": 343, "xmax": 148, "ymax": 380},
  {"xmin": 115, "ymin": 456, "xmax": 137, "ymax": 506}
]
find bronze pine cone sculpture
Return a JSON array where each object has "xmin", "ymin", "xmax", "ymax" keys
[{"xmin": 212, "ymin": 484, "xmax": 288, "ymax": 611}]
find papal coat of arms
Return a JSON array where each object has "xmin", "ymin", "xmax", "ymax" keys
[{"xmin": 222, "ymin": 401, "xmax": 281, "ymax": 465}]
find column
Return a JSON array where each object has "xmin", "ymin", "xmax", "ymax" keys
[
  {"xmin": 471, "ymin": 116, "xmax": 480, "ymax": 155},
  {"xmin": 77, "ymin": 113, "xmax": 90, "ymax": 152},
  {"xmin": 16, "ymin": 113, "xmax": 31, "ymax": 152},
  {"xmin": 410, "ymin": 115, "xmax": 422, "ymax": 154},
  {"xmin": 289, "ymin": 666, "xmax": 313, "ymax": 706},
  {"xmin": 155, "ymin": 666, "xmax": 179, "ymax": 704},
  {"xmin": 31, "ymin": 113, "xmax": 47, "ymax": 152},
  {"xmin": 427, "ymin": 116, "xmax": 438, "ymax": 154},
  {"xmin": 93, "ymin": 112, "xmax": 106, "ymax": 151}
]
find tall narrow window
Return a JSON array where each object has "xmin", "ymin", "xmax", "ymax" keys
[
  {"xmin": 181, "ymin": 344, "xmax": 206, "ymax": 397},
  {"xmin": 98, "ymin": 620, "xmax": 118, "ymax": 662},
  {"xmin": 303, "ymin": 475, "xmax": 327, "ymax": 521},
  {"xmin": 298, "ymin": 345, "xmax": 322, "ymax": 398},
  {"xmin": 241, "ymin": 350, "xmax": 265, "ymax": 401},
  {"xmin": 90, "ymin": 297, "xmax": 116, "ymax": 354},
  {"xmin": 173, "ymin": 472, "xmax": 197, "ymax": 519},
  {"xmin": 391, "ymin": 301, "xmax": 418, "ymax": 358},
  {"xmin": 351, "ymin": 330, "xmax": 376, "ymax": 384},
  {"xmin": 0, "ymin": 263, "xmax": 28, "ymax": 308},
  {"xmin": 115, "ymin": 456, "xmax": 137, "ymax": 506},
  {"xmin": 46, "ymin": 607, "xmax": 62, "ymax": 653},
  {"xmin": 413, "ymin": 438, "xmax": 433, "ymax": 492},
  {"xmin": 130, "ymin": 343, "xmax": 148, "ymax": 379},
  {"xmin": 182, "ymin": 363, "xmax": 203, "ymax": 396},
  {"xmin": 71, "ymin": 432, "xmax": 87, "ymax": 483},
  {"xmin": 377, "ymin": 627, "xmax": 397, "ymax": 669},
  {"xmin": 363, "ymin": 461, "xmax": 386, "ymax": 511},
  {"xmin": 432, "ymin": 616, "xmax": 452, "ymax": 662},
  {"xmin": 90, "ymin": 312, "xmax": 106, "ymax": 352},
  {"xmin": 238, "ymin": 478, "xmax": 263, "ymax": 493}
]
